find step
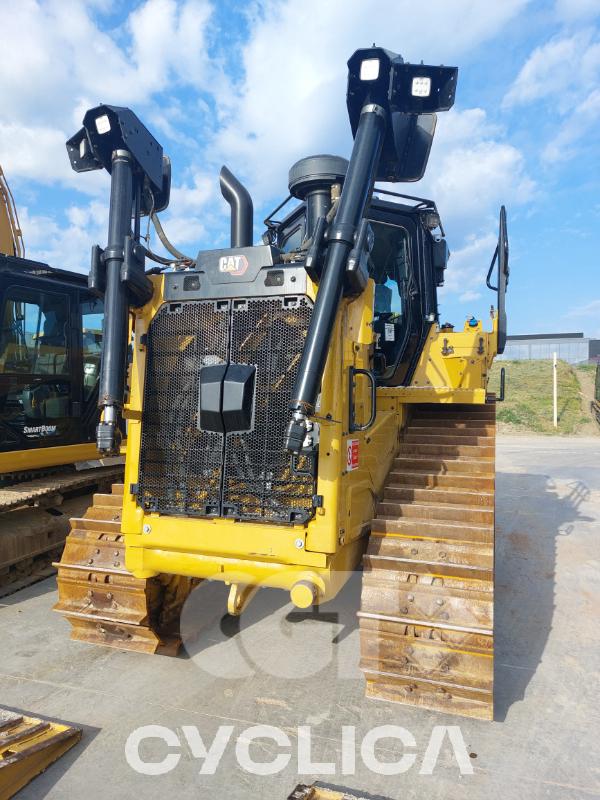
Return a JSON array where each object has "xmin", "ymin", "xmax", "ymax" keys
[
  {"xmin": 409, "ymin": 421, "xmax": 495, "ymax": 434},
  {"xmin": 410, "ymin": 420, "xmax": 495, "ymax": 431},
  {"xmin": 372, "ymin": 516, "xmax": 492, "ymax": 543},
  {"xmin": 403, "ymin": 433, "xmax": 495, "ymax": 447},
  {"xmin": 398, "ymin": 442, "xmax": 495, "ymax": 458},
  {"xmin": 111, "ymin": 483, "xmax": 125, "ymax": 495},
  {"xmin": 386, "ymin": 469, "xmax": 495, "ymax": 491},
  {"xmin": 413, "ymin": 409, "xmax": 495, "ymax": 420},
  {"xmin": 394, "ymin": 456, "xmax": 494, "ymax": 475},
  {"xmin": 376, "ymin": 500, "xmax": 493, "ymax": 525},
  {"xmin": 413, "ymin": 402, "xmax": 495, "ymax": 412},
  {"xmin": 384, "ymin": 484, "xmax": 494, "ymax": 507}
]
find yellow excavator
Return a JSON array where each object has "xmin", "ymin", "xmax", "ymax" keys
[
  {"xmin": 0, "ymin": 165, "xmax": 121, "ymax": 594},
  {"xmin": 55, "ymin": 46, "xmax": 509, "ymax": 720}
]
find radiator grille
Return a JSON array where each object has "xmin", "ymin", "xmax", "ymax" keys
[
  {"xmin": 138, "ymin": 301, "xmax": 228, "ymax": 515},
  {"xmin": 138, "ymin": 296, "xmax": 315, "ymax": 523},
  {"xmin": 223, "ymin": 297, "xmax": 314, "ymax": 522}
]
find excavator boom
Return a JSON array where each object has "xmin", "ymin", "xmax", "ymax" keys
[{"xmin": 0, "ymin": 166, "xmax": 24, "ymax": 258}]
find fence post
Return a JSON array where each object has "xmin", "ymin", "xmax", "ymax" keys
[{"xmin": 553, "ymin": 353, "xmax": 558, "ymax": 428}]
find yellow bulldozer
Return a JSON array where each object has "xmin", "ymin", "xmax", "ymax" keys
[
  {"xmin": 0, "ymin": 165, "xmax": 121, "ymax": 594},
  {"xmin": 54, "ymin": 46, "xmax": 509, "ymax": 720}
]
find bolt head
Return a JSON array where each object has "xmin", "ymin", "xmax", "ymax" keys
[
  {"xmin": 143, "ymin": 524, "xmax": 152, "ymax": 534},
  {"xmin": 294, "ymin": 538, "xmax": 304, "ymax": 549}
]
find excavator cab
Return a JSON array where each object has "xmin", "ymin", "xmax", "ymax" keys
[{"xmin": 0, "ymin": 255, "xmax": 103, "ymax": 467}]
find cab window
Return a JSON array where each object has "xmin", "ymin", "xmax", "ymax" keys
[{"xmin": 0, "ymin": 287, "xmax": 69, "ymax": 375}]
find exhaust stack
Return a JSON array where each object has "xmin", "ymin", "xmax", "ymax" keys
[{"xmin": 220, "ymin": 166, "xmax": 253, "ymax": 248}]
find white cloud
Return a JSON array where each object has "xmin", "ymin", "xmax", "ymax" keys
[
  {"xmin": 0, "ymin": 0, "xmax": 219, "ymax": 185},
  {"xmin": 2, "ymin": 0, "xmax": 535, "ymax": 277},
  {"xmin": 459, "ymin": 289, "xmax": 482, "ymax": 303},
  {"xmin": 0, "ymin": 122, "xmax": 111, "ymax": 191},
  {"xmin": 554, "ymin": 0, "xmax": 600, "ymax": 21},
  {"xmin": 503, "ymin": 30, "xmax": 600, "ymax": 165},
  {"xmin": 438, "ymin": 231, "xmax": 497, "ymax": 307},
  {"xmin": 503, "ymin": 31, "xmax": 600, "ymax": 109},
  {"xmin": 214, "ymin": 0, "xmax": 530, "ymax": 203},
  {"xmin": 566, "ymin": 298, "xmax": 600, "ymax": 317},
  {"xmin": 422, "ymin": 109, "xmax": 535, "ymax": 236},
  {"xmin": 542, "ymin": 87, "xmax": 600, "ymax": 162},
  {"xmin": 18, "ymin": 200, "xmax": 107, "ymax": 271},
  {"xmin": 564, "ymin": 298, "xmax": 600, "ymax": 337}
]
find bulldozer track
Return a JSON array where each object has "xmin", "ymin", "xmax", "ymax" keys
[
  {"xmin": 54, "ymin": 483, "xmax": 197, "ymax": 655},
  {"xmin": 359, "ymin": 400, "xmax": 496, "ymax": 720}
]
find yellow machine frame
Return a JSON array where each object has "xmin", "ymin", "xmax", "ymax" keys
[{"xmin": 119, "ymin": 274, "xmax": 499, "ymax": 610}]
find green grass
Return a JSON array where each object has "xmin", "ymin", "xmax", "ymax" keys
[
  {"xmin": 488, "ymin": 359, "xmax": 589, "ymax": 434},
  {"xmin": 575, "ymin": 362, "xmax": 597, "ymax": 375}
]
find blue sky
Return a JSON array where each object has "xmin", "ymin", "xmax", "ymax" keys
[{"xmin": 1, "ymin": 0, "xmax": 599, "ymax": 336}]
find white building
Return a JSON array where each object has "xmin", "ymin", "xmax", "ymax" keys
[{"xmin": 498, "ymin": 333, "xmax": 599, "ymax": 364}]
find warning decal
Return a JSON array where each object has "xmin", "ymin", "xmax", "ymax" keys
[{"xmin": 346, "ymin": 438, "xmax": 359, "ymax": 471}]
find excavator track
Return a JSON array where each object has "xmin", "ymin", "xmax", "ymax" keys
[
  {"xmin": 0, "ymin": 466, "xmax": 123, "ymax": 596},
  {"xmin": 359, "ymin": 400, "xmax": 496, "ymax": 720},
  {"xmin": 54, "ymin": 483, "xmax": 197, "ymax": 655}
]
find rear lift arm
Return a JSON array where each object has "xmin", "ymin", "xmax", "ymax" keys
[
  {"xmin": 285, "ymin": 47, "xmax": 457, "ymax": 452},
  {"xmin": 66, "ymin": 106, "xmax": 170, "ymax": 453}
]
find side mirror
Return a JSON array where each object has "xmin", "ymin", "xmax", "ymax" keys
[
  {"xmin": 431, "ymin": 236, "xmax": 449, "ymax": 286},
  {"xmin": 141, "ymin": 156, "xmax": 171, "ymax": 215}
]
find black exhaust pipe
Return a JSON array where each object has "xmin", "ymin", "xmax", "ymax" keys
[{"xmin": 220, "ymin": 166, "xmax": 253, "ymax": 248}]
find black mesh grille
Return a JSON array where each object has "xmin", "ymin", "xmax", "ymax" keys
[
  {"xmin": 223, "ymin": 297, "xmax": 314, "ymax": 522},
  {"xmin": 138, "ymin": 296, "xmax": 315, "ymax": 523},
  {"xmin": 138, "ymin": 301, "xmax": 229, "ymax": 515}
]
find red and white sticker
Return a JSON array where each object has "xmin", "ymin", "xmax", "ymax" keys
[{"xmin": 346, "ymin": 438, "xmax": 359, "ymax": 471}]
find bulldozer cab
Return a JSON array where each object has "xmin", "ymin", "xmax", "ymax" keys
[
  {"xmin": 272, "ymin": 189, "xmax": 445, "ymax": 388},
  {"xmin": 0, "ymin": 254, "xmax": 103, "ymax": 456}
]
